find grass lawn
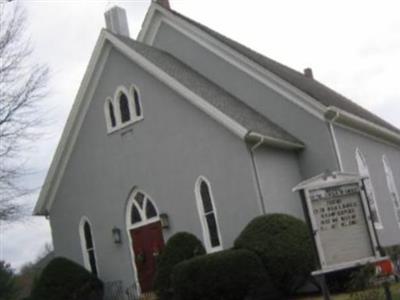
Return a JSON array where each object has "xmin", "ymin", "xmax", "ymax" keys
[{"xmin": 294, "ymin": 282, "xmax": 400, "ymax": 300}]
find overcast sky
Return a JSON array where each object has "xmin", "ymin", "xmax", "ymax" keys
[{"xmin": 1, "ymin": 0, "xmax": 399, "ymax": 271}]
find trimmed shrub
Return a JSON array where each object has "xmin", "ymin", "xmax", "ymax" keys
[
  {"xmin": 234, "ymin": 214, "xmax": 315, "ymax": 295},
  {"xmin": 154, "ymin": 232, "xmax": 206, "ymax": 300},
  {"xmin": 171, "ymin": 249, "xmax": 281, "ymax": 300},
  {"xmin": 29, "ymin": 257, "xmax": 103, "ymax": 300}
]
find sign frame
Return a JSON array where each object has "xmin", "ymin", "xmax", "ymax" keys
[{"xmin": 294, "ymin": 171, "xmax": 386, "ymax": 275}]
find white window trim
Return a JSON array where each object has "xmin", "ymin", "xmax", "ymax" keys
[
  {"xmin": 130, "ymin": 84, "xmax": 143, "ymax": 118},
  {"xmin": 105, "ymin": 85, "xmax": 144, "ymax": 134},
  {"xmin": 126, "ymin": 189, "xmax": 160, "ymax": 230},
  {"xmin": 125, "ymin": 189, "xmax": 161, "ymax": 295},
  {"xmin": 194, "ymin": 176, "xmax": 223, "ymax": 253},
  {"xmin": 79, "ymin": 216, "xmax": 100, "ymax": 275},
  {"xmin": 382, "ymin": 155, "xmax": 400, "ymax": 227},
  {"xmin": 104, "ymin": 97, "xmax": 116, "ymax": 132},
  {"xmin": 355, "ymin": 148, "xmax": 383, "ymax": 229}
]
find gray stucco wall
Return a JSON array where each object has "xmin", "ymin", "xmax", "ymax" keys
[
  {"xmin": 49, "ymin": 47, "xmax": 271, "ymax": 288},
  {"xmin": 334, "ymin": 125, "xmax": 400, "ymax": 246},
  {"xmin": 152, "ymin": 22, "xmax": 339, "ymax": 178},
  {"xmin": 253, "ymin": 147, "xmax": 304, "ymax": 219}
]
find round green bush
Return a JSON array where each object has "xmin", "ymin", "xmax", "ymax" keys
[
  {"xmin": 234, "ymin": 214, "xmax": 315, "ymax": 295},
  {"xmin": 29, "ymin": 257, "xmax": 103, "ymax": 300},
  {"xmin": 154, "ymin": 232, "xmax": 206, "ymax": 300},
  {"xmin": 171, "ymin": 249, "xmax": 281, "ymax": 300}
]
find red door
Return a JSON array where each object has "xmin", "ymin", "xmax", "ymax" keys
[{"xmin": 130, "ymin": 221, "xmax": 164, "ymax": 293}]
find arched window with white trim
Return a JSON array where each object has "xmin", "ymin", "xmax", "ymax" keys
[
  {"xmin": 131, "ymin": 86, "xmax": 142, "ymax": 118},
  {"xmin": 119, "ymin": 91, "xmax": 131, "ymax": 123},
  {"xmin": 382, "ymin": 155, "xmax": 400, "ymax": 226},
  {"xmin": 355, "ymin": 148, "xmax": 383, "ymax": 228},
  {"xmin": 127, "ymin": 190, "xmax": 159, "ymax": 228},
  {"xmin": 79, "ymin": 217, "xmax": 98, "ymax": 276},
  {"xmin": 104, "ymin": 98, "xmax": 116, "ymax": 131},
  {"xmin": 195, "ymin": 177, "xmax": 222, "ymax": 252},
  {"xmin": 104, "ymin": 85, "xmax": 143, "ymax": 133}
]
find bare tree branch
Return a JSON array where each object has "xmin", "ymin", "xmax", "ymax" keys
[{"xmin": 0, "ymin": 3, "xmax": 49, "ymax": 222}]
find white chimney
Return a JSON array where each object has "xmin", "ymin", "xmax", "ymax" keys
[{"xmin": 104, "ymin": 6, "xmax": 130, "ymax": 37}]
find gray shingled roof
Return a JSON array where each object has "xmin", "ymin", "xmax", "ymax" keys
[
  {"xmin": 113, "ymin": 33, "xmax": 302, "ymax": 146},
  {"xmin": 170, "ymin": 10, "xmax": 400, "ymax": 135}
]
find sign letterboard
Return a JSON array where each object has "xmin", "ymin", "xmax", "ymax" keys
[
  {"xmin": 309, "ymin": 183, "xmax": 374, "ymax": 267},
  {"xmin": 294, "ymin": 172, "xmax": 382, "ymax": 274}
]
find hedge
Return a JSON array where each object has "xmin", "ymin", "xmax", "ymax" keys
[
  {"xmin": 171, "ymin": 249, "xmax": 281, "ymax": 300},
  {"xmin": 154, "ymin": 232, "xmax": 205, "ymax": 300},
  {"xmin": 29, "ymin": 257, "xmax": 103, "ymax": 300},
  {"xmin": 235, "ymin": 214, "xmax": 315, "ymax": 295}
]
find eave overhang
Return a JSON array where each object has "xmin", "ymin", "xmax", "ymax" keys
[
  {"xmin": 245, "ymin": 131, "xmax": 305, "ymax": 151},
  {"xmin": 325, "ymin": 106, "xmax": 400, "ymax": 147}
]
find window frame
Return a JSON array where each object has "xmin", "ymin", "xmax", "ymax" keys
[
  {"xmin": 382, "ymin": 155, "xmax": 400, "ymax": 227},
  {"xmin": 194, "ymin": 176, "xmax": 223, "ymax": 253},
  {"xmin": 118, "ymin": 91, "xmax": 132, "ymax": 123},
  {"xmin": 104, "ymin": 97, "xmax": 118, "ymax": 131},
  {"xmin": 79, "ymin": 216, "xmax": 99, "ymax": 276},
  {"xmin": 355, "ymin": 148, "xmax": 383, "ymax": 229},
  {"xmin": 104, "ymin": 85, "xmax": 143, "ymax": 134},
  {"xmin": 130, "ymin": 84, "xmax": 143, "ymax": 118},
  {"xmin": 126, "ymin": 189, "xmax": 160, "ymax": 230}
]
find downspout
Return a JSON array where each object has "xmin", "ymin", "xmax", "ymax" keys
[
  {"xmin": 248, "ymin": 133, "xmax": 267, "ymax": 215},
  {"xmin": 327, "ymin": 109, "xmax": 344, "ymax": 172}
]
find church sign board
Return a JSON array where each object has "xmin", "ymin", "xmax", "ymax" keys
[{"xmin": 294, "ymin": 172, "xmax": 384, "ymax": 274}]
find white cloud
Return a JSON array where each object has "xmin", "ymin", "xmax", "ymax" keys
[{"xmin": 2, "ymin": 0, "xmax": 399, "ymax": 269}]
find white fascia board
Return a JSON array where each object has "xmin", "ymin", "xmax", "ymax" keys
[
  {"xmin": 246, "ymin": 132, "xmax": 304, "ymax": 151},
  {"xmin": 140, "ymin": 5, "xmax": 400, "ymax": 146},
  {"xmin": 34, "ymin": 31, "xmax": 111, "ymax": 215},
  {"xmin": 325, "ymin": 106, "xmax": 400, "ymax": 147},
  {"xmin": 137, "ymin": 3, "xmax": 157, "ymax": 41},
  {"xmin": 34, "ymin": 31, "xmax": 251, "ymax": 215},
  {"xmin": 138, "ymin": 3, "xmax": 327, "ymax": 121},
  {"xmin": 106, "ymin": 32, "xmax": 249, "ymax": 140}
]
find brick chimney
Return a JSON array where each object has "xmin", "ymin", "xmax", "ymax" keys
[
  {"xmin": 154, "ymin": 0, "xmax": 171, "ymax": 9},
  {"xmin": 304, "ymin": 68, "xmax": 314, "ymax": 79}
]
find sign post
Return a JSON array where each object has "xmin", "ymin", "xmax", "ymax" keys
[{"xmin": 293, "ymin": 171, "xmax": 390, "ymax": 299}]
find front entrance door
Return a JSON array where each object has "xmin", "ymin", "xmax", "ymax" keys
[{"xmin": 130, "ymin": 221, "xmax": 164, "ymax": 293}]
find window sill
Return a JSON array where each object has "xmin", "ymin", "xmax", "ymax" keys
[
  {"xmin": 107, "ymin": 116, "xmax": 143, "ymax": 135},
  {"xmin": 207, "ymin": 245, "xmax": 223, "ymax": 254}
]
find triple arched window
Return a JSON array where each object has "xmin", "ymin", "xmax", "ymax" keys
[
  {"xmin": 79, "ymin": 217, "xmax": 98, "ymax": 276},
  {"xmin": 105, "ymin": 85, "xmax": 143, "ymax": 132},
  {"xmin": 195, "ymin": 177, "xmax": 222, "ymax": 253},
  {"xmin": 355, "ymin": 148, "xmax": 383, "ymax": 229},
  {"xmin": 382, "ymin": 155, "xmax": 400, "ymax": 226}
]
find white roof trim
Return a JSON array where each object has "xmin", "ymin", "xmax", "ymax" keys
[
  {"xmin": 37, "ymin": 30, "xmax": 293, "ymax": 215},
  {"xmin": 325, "ymin": 106, "xmax": 400, "ymax": 146},
  {"xmin": 139, "ymin": 3, "xmax": 400, "ymax": 145},
  {"xmin": 107, "ymin": 32, "xmax": 248, "ymax": 139},
  {"xmin": 138, "ymin": 3, "xmax": 326, "ymax": 120},
  {"xmin": 246, "ymin": 132, "xmax": 304, "ymax": 150},
  {"xmin": 34, "ymin": 32, "xmax": 111, "ymax": 215}
]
